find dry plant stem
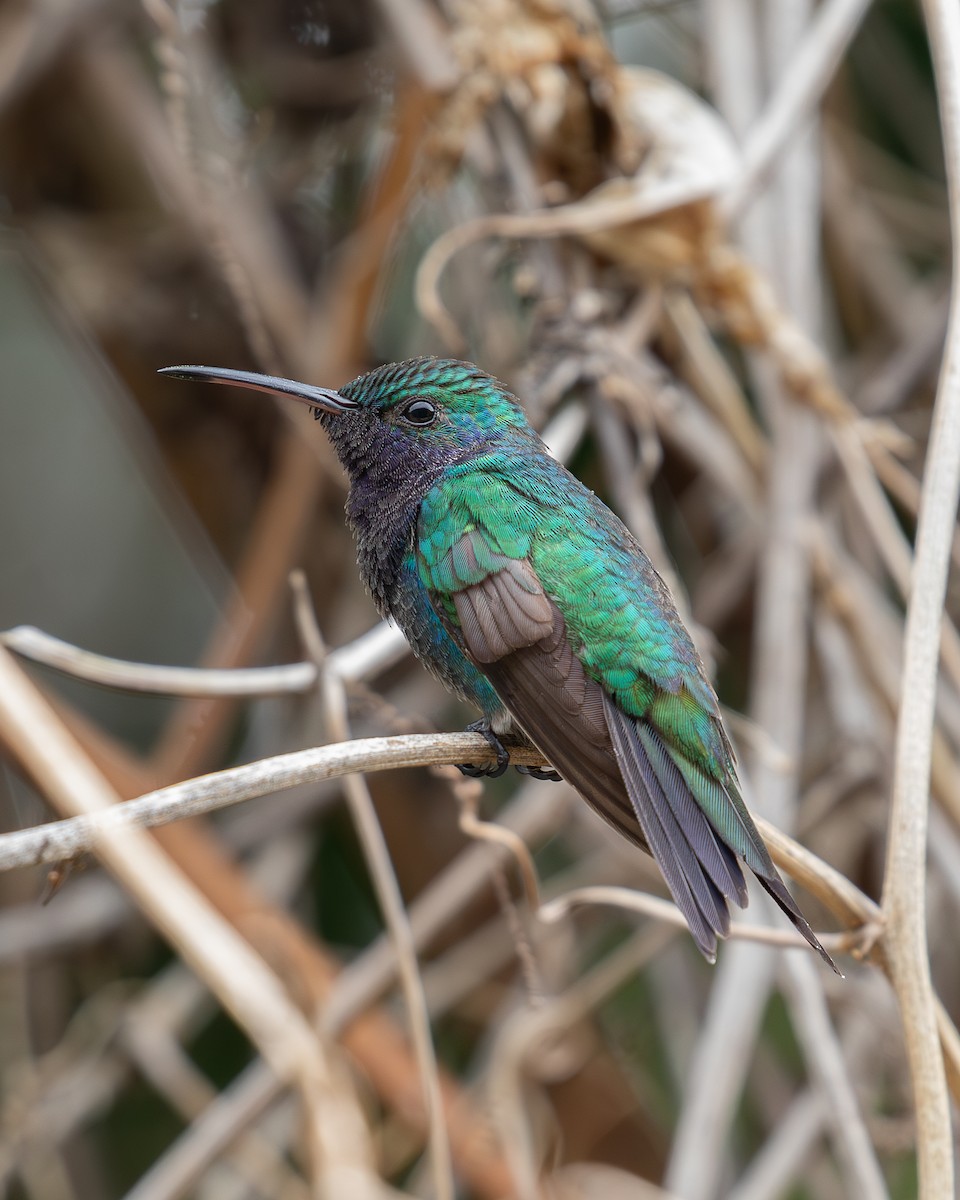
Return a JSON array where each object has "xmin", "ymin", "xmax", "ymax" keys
[
  {"xmin": 291, "ymin": 575, "xmax": 455, "ymax": 1200},
  {"xmin": 755, "ymin": 818, "xmax": 880, "ymax": 931},
  {"xmin": 420, "ymin": 915, "xmax": 521, "ymax": 1020},
  {"xmin": 488, "ymin": 924, "xmax": 675, "ymax": 1200},
  {"xmin": 812, "ymin": 527, "xmax": 960, "ymax": 828},
  {"xmin": 859, "ymin": 296, "xmax": 951, "ymax": 414},
  {"xmin": 668, "ymin": 6, "xmax": 823, "ymax": 1196},
  {"xmin": 454, "ymin": 776, "xmax": 543, "ymax": 913},
  {"xmin": 879, "ymin": 1, "xmax": 960, "ymax": 1192},
  {"xmin": 831, "ymin": 425, "xmax": 960, "ymax": 693},
  {"xmin": 140, "ymin": 794, "xmax": 516, "ymax": 1196},
  {"xmin": 122, "ymin": 1022, "xmax": 309, "ymax": 1200},
  {"xmin": 0, "ymin": 739, "xmax": 900, "ymax": 958},
  {"xmin": 822, "ymin": 132, "xmax": 945, "ymax": 343},
  {"xmin": 121, "ymin": 1061, "xmax": 280, "ymax": 1200},
  {"xmin": 323, "ymin": 784, "xmax": 571, "ymax": 1035},
  {"xmin": 723, "ymin": 0, "xmax": 875, "ymax": 221},
  {"xmin": 539, "ymin": 886, "xmax": 857, "ymax": 956},
  {"xmin": 865, "ymin": 441, "xmax": 960, "ymax": 575},
  {"xmin": 661, "ymin": 289, "xmax": 767, "ymax": 474},
  {"xmin": 591, "ymin": 399, "xmax": 684, "ymax": 599},
  {"xmin": 702, "ymin": 0, "xmax": 763, "ymax": 135},
  {"xmin": 664, "ymin": 936, "xmax": 778, "ymax": 1200},
  {"xmin": 649, "ymin": 377, "xmax": 760, "ymax": 512},
  {"xmin": 0, "ymin": 733, "xmax": 543, "ymax": 872},
  {"xmin": 2, "ymin": 630, "xmax": 314, "ymax": 697},
  {"xmin": 0, "ymin": 622, "xmax": 408, "ymax": 697},
  {"xmin": 371, "ymin": 0, "xmax": 458, "ymax": 91},
  {"xmin": 779, "ymin": 955, "xmax": 888, "ymax": 1200},
  {"xmin": 0, "ymin": 647, "xmax": 380, "ymax": 1200},
  {"xmin": 0, "ymin": 963, "xmax": 221, "ymax": 1191},
  {"xmin": 450, "ymin": 767, "xmax": 546, "ymax": 1001},
  {"xmin": 490, "ymin": 863, "xmax": 544, "ymax": 1005},
  {"xmin": 727, "ymin": 1091, "xmax": 828, "ymax": 1200},
  {"xmin": 416, "ymin": 191, "xmax": 728, "ymax": 350},
  {"xmin": 0, "ymin": 1034, "xmax": 129, "ymax": 1190}
]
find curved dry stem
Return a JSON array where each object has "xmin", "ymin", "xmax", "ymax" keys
[
  {"xmin": 755, "ymin": 816, "xmax": 882, "ymax": 931},
  {"xmin": 455, "ymin": 778, "xmax": 542, "ymax": 914},
  {"xmin": 879, "ymin": 2, "xmax": 960, "ymax": 1194},
  {"xmin": 488, "ymin": 925, "xmax": 675, "ymax": 1200},
  {"xmin": 722, "ymin": 0, "xmax": 874, "ymax": 220},
  {"xmin": 0, "ymin": 645, "xmax": 382, "ymax": 1199},
  {"xmin": 290, "ymin": 574, "xmax": 455, "ymax": 1200},
  {"xmin": 415, "ymin": 183, "xmax": 723, "ymax": 350},
  {"xmin": 539, "ymin": 885, "xmax": 862, "ymax": 955},
  {"xmin": 780, "ymin": 954, "xmax": 889, "ymax": 1200},
  {"xmin": 0, "ymin": 621, "xmax": 410, "ymax": 696}
]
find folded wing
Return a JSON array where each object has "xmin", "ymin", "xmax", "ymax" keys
[{"xmin": 434, "ymin": 538, "xmax": 835, "ymax": 969}]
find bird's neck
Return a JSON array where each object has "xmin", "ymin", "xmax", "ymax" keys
[
  {"xmin": 332, "ymin": 420, "xmax": 507, "ymax": 614},
  {"xmin": 346, "ymin": 456, "xmax": 442, "ymax": 615}
]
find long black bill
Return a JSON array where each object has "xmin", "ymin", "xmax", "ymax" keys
[{"xmin": 158, "ymin": 365, "xmax": 357, "ymax": 415}]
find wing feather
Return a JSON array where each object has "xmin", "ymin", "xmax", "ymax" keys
[{"xmin": 435, "ymin": 540, "xmax": 835, "ymax": 970}]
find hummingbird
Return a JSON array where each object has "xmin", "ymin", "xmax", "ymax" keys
[{"xmin": 161, "ymin": 356, "xmax": 835, "ymax": 969}]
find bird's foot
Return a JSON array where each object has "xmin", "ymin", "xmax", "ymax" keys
[
  {"xmin": 458, "ymin": 721, "xmax": 509, "ymax": 779},
  {"xmin": 515, "ymin": 763, "xmax": 563, "ymax": 783}
]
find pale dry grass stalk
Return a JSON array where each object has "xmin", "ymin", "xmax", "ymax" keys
[
  {"xmin": 725, "ymin": 1091, "xmax": 828, "ymax": 1200},
  {"xmin": 779, "ymin": 954, "xmax": 889, "ymax": 1199},
  {"xmin": 0, "ymin": 731, "xmax": 890, "ymax": 966},
  {"xmin": 290, "ymin": 572, "xmax": 455, "ymax": 1200},
  {"xmin": 488, "ymin": 924, "xmax": 675, "ymax": 1200},
  {"xmin": 666, "ymin": 3, "xmax": 823, "ymax": 1194},
  {"xmin": 723, "ymin": 0, "xmax": 875, "ymax": 220},
  {"xmin": 539, "ymin": 886, "xmax": 854, "ymax": 954},
  {"xmin": 0, "ymin": 622, "xmax": 408, "ymax": 697},
  {"xmin": 322, "ymin": 783, "xmax": 573, "ymax": 1036},
  {"xmin": 0, "ymin": 646, "xmax": 381, "ymax": 1200},
  {"xmin": 0, "ymin": 733, "xmax": 544, "ymax": 872},
  {"xmin": 879, "ymin": 1, "xmax": 960, "ymax": 1193},
  {"xmin": 120, "ymin": 1061, "xmax": 281, "ymax": 1200}
]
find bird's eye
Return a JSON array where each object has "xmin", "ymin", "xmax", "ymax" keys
[{"xmin": 400, "ymin": 398, "xmax": 437, "ymax": 426}]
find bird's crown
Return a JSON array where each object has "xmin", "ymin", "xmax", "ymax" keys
[{"xmin": 338, "ymin": 356, "xmax": 529, "ymax": 436}]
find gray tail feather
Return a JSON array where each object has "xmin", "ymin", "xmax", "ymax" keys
[
  {"xmin": 603, "ymin": 693, "xmax": 748, "ymax": 961},
  {"xmin": 602, "ymin": 694, "xmax": 840, "ymax": 973},
  {"xmin": 756, "ymin": 875, "xmax": 841, "ymax": 974}
]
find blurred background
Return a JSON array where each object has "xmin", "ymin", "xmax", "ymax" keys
[{"xmin": 0, "ymin": 1, "xmax": 957, "ymax": 1198}]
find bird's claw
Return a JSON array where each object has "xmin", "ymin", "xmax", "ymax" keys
[
  {"xmin": 515, "ymin": 763, "xmax": 563, "ymax": 782},
  {"xmin": 457, "ymin": 723, "xmax": 510, "ymax": 779},
  {"xmin": 457, "ymin": 762, "xmax": 508, "ymax": 779}
]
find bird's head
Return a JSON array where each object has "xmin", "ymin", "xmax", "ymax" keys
[{"xmin": 160, "ymin": 357, "xmax": 532, "ymax": 487}]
